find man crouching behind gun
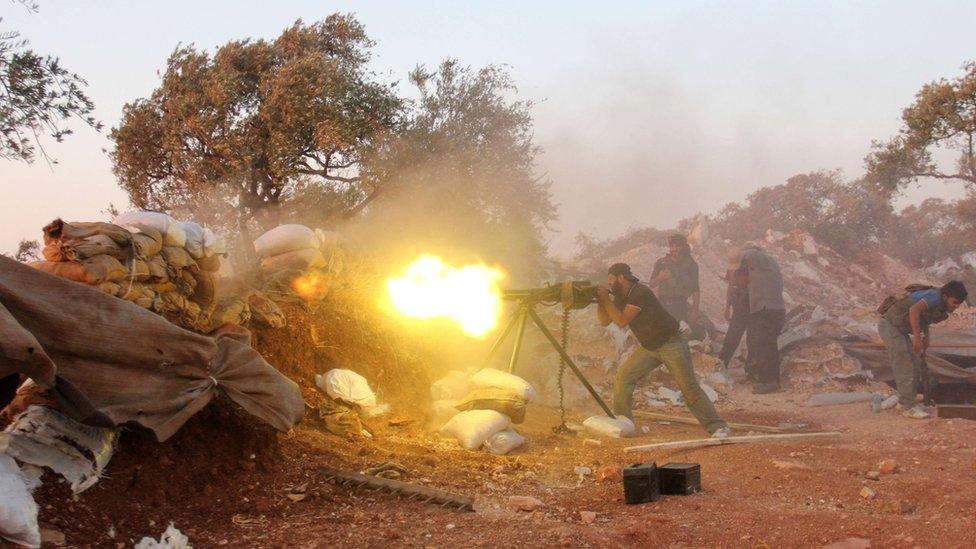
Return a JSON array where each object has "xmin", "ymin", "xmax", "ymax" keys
[{"xmin": 596, "ymin": 262, "xmax": 730, "ymax": 438}]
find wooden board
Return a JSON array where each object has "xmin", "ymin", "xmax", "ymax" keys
[{"xmin": 936, "ymin": 405, "xmax": 976, "ymax": 420}]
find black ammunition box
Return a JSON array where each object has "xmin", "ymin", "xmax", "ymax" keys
[
  {"xmin": 659, "ymin": 462, "xmax": 701, "ymax": 495},
  {"xmin": 623, "ymin": 462, "xmax": 660, "ymax": 504}
]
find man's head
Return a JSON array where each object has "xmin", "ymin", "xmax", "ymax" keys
[
  {"xmin": 607, "ymin": 263, "xmax": 639, "ymax": 295},
  {"xmin": 667, "ymin": 233, "xmax": 689, "ymax": 256},
  {"xmin": 941, "ymin": 280, "xmax": 968, "ymax": 312}
]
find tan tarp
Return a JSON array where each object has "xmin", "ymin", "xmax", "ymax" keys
[
  {"xmin": 42, "ymin": 219, "xmax": 131, "ymax": 247},
  {"xmin": 30, "ymin": 255, "xmax": 128, "ymax": 284},
  {"xmin": 0, "ymin": 256, "xmax": 304, "ymax": 441}
]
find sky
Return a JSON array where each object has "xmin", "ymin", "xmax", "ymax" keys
[{"xmin": 2, "ymin": 0, "xmax": 974, "ymax": 257}]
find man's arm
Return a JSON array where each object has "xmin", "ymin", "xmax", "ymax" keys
[
  {"xmin": 597, "ymin": 302, "xmax": 611, "ymax": 327},
  {"xmin": 596, "ymin": 287, "xmax": 640, "ymax": 328},
  {"xmin": 648, "ymin": 258, "xmax": 668, "ymax": 287},
  {"xmin": 908, "ymin": 300, "xmax": 928, "ymax": 355}
]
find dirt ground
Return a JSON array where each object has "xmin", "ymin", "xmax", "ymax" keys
[{"xmin": 25, "ymin": 379, "xmax": 976, "ymax": 549}]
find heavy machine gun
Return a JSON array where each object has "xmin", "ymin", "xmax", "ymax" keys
[{"xmin": 482, "ymin": 281, "xmax": 614, "ymax": 434}]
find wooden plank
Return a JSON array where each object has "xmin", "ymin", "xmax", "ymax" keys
[
  {"xmin": 624, "ymin": 431, "xmax": 842, "ymax": 453},
  {"xmin": 633, "ymin": 411, "xmax": 787, "ymax": 433},
  {"xmin": 936, "ymin": 405, "xmax": 976, "ymax": 420},
  {"xmin": 845, "ymin": 342, "xmax": 976, "ymax": 349}
]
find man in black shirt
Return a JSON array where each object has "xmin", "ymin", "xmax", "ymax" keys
[{"xmin": 597, "ymin": 263, "xmax": 730, "ymax": 437}]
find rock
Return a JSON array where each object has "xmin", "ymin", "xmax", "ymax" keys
[
  {"xmin": 595, "ymin": 465, "xmax": 623, "ymax": 483},
  {"xmin": 580, "ymin": 511, "xmax": 597, "ymax": 524},
  {"xmin": 40, "ymin": 526, "xmax": 66, "ymax": 547},
  {"xmin": 657, "ymin": 387, "xmax": 683, "ymax": 405},
  {"xmin": 574, "ymin": 466, "xmax": 593, "ymax": 476},
  {"xmin": 772, "ymin": 459, "xmax": 811, "ymax": 470},
  {"xmin": 700, "ymin": 383, "xmax": 719, "ymax": 403},
  {"xmin": 948, "ymin": 457, "xmax": 959, "ymax": 464},
  {"xmin": 506, "ymin": 495, "xmax": 544, "ymax": 512},
  {"xmin": 823, "ymin": 537, "xmax": 871, "ymax": 549},
  {"xmin": 804, "ymin": 392, "xmax": 877, "ymax": 407},
  {"xmin": 880, "ymin": 395, "xmax": 898, "ymax": 410},
  {"xmin": 877, "ymin": 459, "xmax": 898, "ymax": 475},
  {"xmin": 865, "ymin": 471, "xmax": 880, "ymax": 481},
  {"xmin": 884, "ymin": 500, "xmax": 915, "ymax": 515},
  {"xmin": 859, "ymin": 486, "xmax": 877, "ymax": 499},
  {"xmin": 706, "ymin": 372, "xmax": 731, "ymax": 385},
  {"xmin": 582, "ymin": 438, "xmax": 603, "ymax": 447}
]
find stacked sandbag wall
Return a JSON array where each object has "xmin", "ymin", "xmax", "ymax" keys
[{"xmin": 29, "ymin": 213, "xmax": 226, "ymax": 332}]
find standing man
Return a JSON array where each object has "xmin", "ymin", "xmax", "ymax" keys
[
  {"xmin": 878, "ymin": 281, "xmax": 967, "ymax": 419},
  {"xmin": 596, "ymin": 263, "xmax": 730, "ymax": 437},
  {"xmin": 740, "ymin": 244, "xmax": 786, "ymax": 394},
  {"xmin": 650, "ymin": 234, "xmax": 701, "ymax": 331},
  {"xmin": 719, "ymin": 251, "xmax": 750, "ymax": 368}
]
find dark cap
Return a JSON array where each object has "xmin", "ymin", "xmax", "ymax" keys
[{"xmin": 608, "ymin": 262, "xmax": 639, "ymax": 282}]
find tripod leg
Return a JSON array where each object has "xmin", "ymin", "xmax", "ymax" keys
[
  {"xmin": 527, "ymin": 309, "xmax": 616, "ymax": 418},
  {"xmin": 508, "ymin": 308, "xmax": 529, "ymax": 374},
  {"xmin": 481, "ymin": 305, "xmax": 523, "ymax": 369}
]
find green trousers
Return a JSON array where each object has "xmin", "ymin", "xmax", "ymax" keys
[
  {"xmin": 878, "ymin": 318, "xmax": 921, "ymax": 408},
  {"xmin": 613, "ymin": 334, "xmax": 728, "ymax": 434}
]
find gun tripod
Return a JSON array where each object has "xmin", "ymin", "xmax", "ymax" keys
[{"xmin": 482, "ymin": 283, "xmax": 616, "ymax": 432}]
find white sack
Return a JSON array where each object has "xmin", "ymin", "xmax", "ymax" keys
[
  {"xmin": 0, "ymin": 452, "xmax": 40, "ymax": 548},
  {"xmin": 582, "ymin": 415, "xmax": 635, "ymax": 438},
  {"xmin": 430, "ymin": 399, "xmax": 460, "ymax": 426},
  {"xmin": 253, "ymin": 224, "xmax": 318, "ymax": 258},
  {"xmin": 114, "ymin": 211, "xmax": 186, "ymax": 247},
  {"xmin": 316, "ymin": 370, "xmax": 377, "ymax": 408},
  {"xmin": 179, "ymin": 222, "xmax": 223, "ymax": 259},
  {"xmin": 430, "ymin": 370, "xmax": 471, "ymax": 401},
  {"xmin": 484, "ymin": 428, "xmax": 524, "ymax": 455},
  {"xmin": 440, "ymin": 409, "xmax": 511, "ymax": 450},
  {"xmin": 134, "ymin": 524, "xmax": 191, "ymax": 549},
  {"xmin": 469, "ymin": 368, "xmax": 537, "ymax": 402}
]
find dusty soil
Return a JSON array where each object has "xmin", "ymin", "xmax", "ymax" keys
[{"xmin": 27, "ymin": 380, "xmax": 976, "ymax": 548}]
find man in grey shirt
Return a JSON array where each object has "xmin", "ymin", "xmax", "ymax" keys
[{"xmin": 740, "ymin": 244, "xmax": 786, "ymax": 394}]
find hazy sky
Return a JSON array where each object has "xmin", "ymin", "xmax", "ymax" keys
[{"xmin": 2, "ymin": 0, "xmax": 973, "ymax": 257}]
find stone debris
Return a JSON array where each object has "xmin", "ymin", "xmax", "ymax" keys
[
  {"xmin": 859, "ymin": 486, "xmax": 877, "ymax": 499},
  {"xmin": 877, "ymin": 460, "xmax": 898, "ymax": 475},
  {"xmin": 505, "ymin": 496, "xmax": 544, "ymax": 512}
]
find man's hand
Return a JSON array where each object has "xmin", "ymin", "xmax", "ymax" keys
[
  {"xmin": 596, "ymin": 285, "xmax": 611, "ymax": 301},
  {"xmin": 655, "ymin": 269, "xmax": 672, "ymax": 282},
  {"xmin": 912, "ymin": 336, "xmax": 924, "ymax": 356}
]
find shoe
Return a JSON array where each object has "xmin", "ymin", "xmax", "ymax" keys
[
  {"xmin": 711, "ymin": 426, "xmax": 732, "ymax": 439},
  {"xmin": 902, "ymin": 405, "xmax": 931, "ymax": 419},
  {"xmin": 752, "ymin": 382, "xmax": 781, "ymax": 395}
]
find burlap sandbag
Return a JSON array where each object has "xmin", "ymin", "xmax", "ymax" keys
[
  {"xmin": 259, "ymin": 248, "xmax": 326, "ymax": 273},
  {"xmin": 146, "ymin": 254, "xmax": 168, "ymax": 281},
  {"xmin": 189, "ymin": 271, "xmax": 216, "ymax": 312},
  {"xmin": 455, "ymin": 387, "xmax": 527, "ymax": 424},
  {"xmin": 42, "ymin": 218, "xmax": 131, "ymax": 247},
  {"xmin": 97, "ymin": 282, "xmax": 121, "ymax": 295},
  {"xmin": 0, "ymin": 255, "xmax": 304, "ymax": 441},
  {"xmin": 41, "ymin": 242, "xmax": 68, "ymax": 262},
  {"xmin": 152, "ymin": 280, "xmax": 178, "ymax": 294},
  {"xmin": 160, "ymin": 246, "xmax": 195, "ymax": 269},
  {"xmin": 131, "ymin": 229, "xmax": 163, "ymax": 258},
  {"xmin": 29, "ymin": 255, "xmax": 128, "ymax": 285},
  {"xmin": 210, "ymin": 298, "xmax": 251, "ymax": 329},
  {"xmin": 248, "ymin": 292, "xmax": 286, "ymax": 328},
  {"xmin": 126, "ymin": 258, "xmax": 151, "ymax": 282},
  {"xmin": 153, "ymin": 291, "xmax": 188, "ymax": 314}
]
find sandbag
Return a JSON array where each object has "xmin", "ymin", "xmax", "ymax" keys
[
  {"xmin": 248, "ymin": 292, "xmax": 285, "ymax": 328},
  {"xmin": 484, "ymin": 427, "xmax": 525, "ymax": 455},
  {"xmin": 316, "ymin": 369, "xmax": 376, "ymax": 409},
  {"xmin": 583, "ymin": 415, "xmax": 635, "ymax": 438},
  {"xmin": 115, "ymin": 282, "xmax": 150, "ymax": 301},
  {"xmin": 440, "ymin": 409, "xmax": 511, "ymax": 450},
  {"xmin": 455, "ymin": 387, "xmax": 527, "ymax": 424},
  {"xmin": 151, "ymin": 281, "xmax": 178, "ymax": 294},
  {"xmin": 153, "ymin": 291, "xmax": 187, "ymax": 314},
  {"xmin": 259, "ymin": 248, "xmax": 325, "ymax": 273},
  {"xmin": 209, "ymin": 298, "xmax": 250, "ymax": 328},
  {"xmin": 113, "ymin": 211, "xmax": 186, "ymax": 247},
  {"xmin": 146, "ymin": 255, "xmax": 168, "ymax": 281},
  {"xmin": 469, "ymin": 368, "xmax": 538, "ymax": 402},
  {"xmin": 96, "ymin": 282, "xmax": 121, "ymax": 295},
  {"xmin": 0, "ymin": 454, "xmax": 40, "ymax": 548},
  {"xmin": 253, "ymin": 224, "xmax": 318, "ymax": 258},
  {"xmin": 189, "ymin": 271, "xmax": 216, "ymax": 312},
  {"xmin": 160, "ymin": 246, "xmax": 195, "ymax": 270},
  {"xmin": 430, "ymin": 399, "xmax": 460, "ymax": 425},
  {"xmin": 41, "ymin": 242, "xmax": 68, "ymax": 262},
  {"xmin": 430, "ymin": 370, "xmax": 471, "ymax": 401},
  {"xmin": 57, "ymin": 234, "xmax": 129, "ymax": 262},
  {"xmin": 131, "ymin": 229, "xmax": 163, "ymax": 258},
  {"xmin": 315, "ymin": 229, "xmax": 343, "ymax": 252},
  {"xmin": 42, "ymin": 218, "xmax": 131, "ymax": 247},
  {"xmin": 127, "ymin": 258, "xmax": 151, "ymax": 282},
  {"xmin": 29, "ymin": 255, "xmax": 128, "ymax": 284}
]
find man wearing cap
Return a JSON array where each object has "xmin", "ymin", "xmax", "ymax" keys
[
  {"xmin": 597, "ymin": 262, "xmax": 730, "ymax": 437},
  {"xmin": 650, "ymin": 234, "xmax": 701, "ymax": 327}
]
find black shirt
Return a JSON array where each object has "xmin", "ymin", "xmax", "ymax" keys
[{"xmin": 613, "ymin": 283, "xmax": 679, "ymax": 350}]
